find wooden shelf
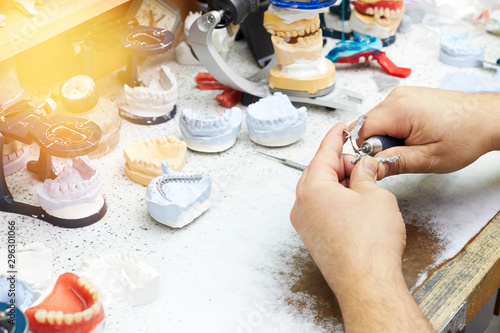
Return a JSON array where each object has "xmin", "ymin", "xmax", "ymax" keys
[{"xmin": 0, "ymin": 0, "xmax": 130, "ymax": 63}]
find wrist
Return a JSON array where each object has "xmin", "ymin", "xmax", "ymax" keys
[{"xmin": 475, "ymin": 93, "xmax": 500, "ymax": 152}]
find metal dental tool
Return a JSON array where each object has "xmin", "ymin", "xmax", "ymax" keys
[
  {"xmin": 259, "ymin": 152, "xmax": 306, "ymax": 171},
  {"xmin": 359, "ymin": 135, "xmax": 405, "ymax": 156},
  {"xmin": 345, "ymin": 115, "xmax": 402, "ymax": 164}
]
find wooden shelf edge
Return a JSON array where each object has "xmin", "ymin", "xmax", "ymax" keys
[{"xmin": 414, "ymin": 212, "xmax": 500, "ymax": 329}]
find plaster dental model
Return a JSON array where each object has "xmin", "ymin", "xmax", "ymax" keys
[
  {"xmin": 3, "ymin": 137, "xmax": 29, "ymax": 175},
  {"xmin": 486, "ymin": 10, "xmax": 500, "ymax": 36},
  {"xmin": 25, "ymin": 272, "xmax": 105, "ymax": 333},
  {"xmin": 439, "ymin": 29, "xmax": 485, "ymax": 67},
  {"xmin": 121, "ymin": 65, "xmax": 178, "ymax": 125},
  {"xmin": 263, "ymin": 4, "xmax": 336, "ymax": 95},
  {"xmin": 60, "ymin": 75, "xmax": 121, "ymax": 158},
  {"xmin": 0, "ymin": 278, "xmax": 34, "ymax": 310},
  {"xmin": 246, "ymin": 92, "xmax": 307, "ymax": 147},
  {"xmin": 79, "ymin": 251, "xmax": 160, "ymax": 306},
  {"xmin": 37, "ymin": 156, "xmax": 103, "ymax": 220},
  {"xmin": 349, "ymin": 0, "xmax": 405, "ymax": 45},
  {"xmin": 327, "ymin": 32, "xmax": 411, "ymax": 78},
  {"xmin": 146, "ymin": 161, "xmax": 212, "ymax": 228},
  {"xmin": 179, "ymin": 107, "xmax": 242, "ymax": 153},
  {"xmin": 124, "ymin": 136, "xmax": 187, "ymax": 186},
  {"xmin": 13, "ymin": 0, "xmax": 36, "ymax": 15},
  {"xmin": 0, "ymin": 243, "xmax": 53, "ymax": 299}
]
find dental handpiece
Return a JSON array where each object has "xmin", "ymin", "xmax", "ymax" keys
[{"xmin": 359, "ymin": 135, "xmax": 405, "ymax": 156}]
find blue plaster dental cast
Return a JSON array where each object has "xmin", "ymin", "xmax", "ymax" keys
[
  {"xmin": 179, "ymin": 107, "xmax": 243, "ymax": 153},
  {"xmin": 0, "ymin": 278, "xmax": 34, "ymax": 310},
  {"xmin": 439, "ymin": 29, "xmax": 485, "ymax": 67},
  {"xmin": 146, "ymin": 162, "xmax": 212, "ymax": 229},
  {"xmin": 245, "ymin": 92, "xmax": 307, "ymax": 147}
]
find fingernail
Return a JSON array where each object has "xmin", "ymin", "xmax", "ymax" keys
[{"xmin": 362, "ymin": 158, "xmax": 377, "ymax": 178}]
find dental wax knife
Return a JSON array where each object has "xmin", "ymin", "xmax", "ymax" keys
[
  {"xmin": 259, "ymin": 152, "xmax": 306, "ymax": 171},
  {"xmin": 359, "ymin": 136, "xmax": 405, "ymax": 156}
]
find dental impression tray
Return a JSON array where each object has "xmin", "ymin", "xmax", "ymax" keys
[
  {"xmin": 0, "ymin": 99, "xmax": 107, "ymax": 228},
  {"xmin": 188, "ymin": 9, "xmax": 363, "ymax": 111},
  {"xmin": 146, "ymin": 161, "xmax": 212, "ymax": 228}
]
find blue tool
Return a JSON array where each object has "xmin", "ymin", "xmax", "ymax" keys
[{"xmin": 359, "ymin": 135, "xmax": 405, "ymax": 156}]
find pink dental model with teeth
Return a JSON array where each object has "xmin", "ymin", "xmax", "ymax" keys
[{"xmin": 25, "ymin": 272, "xmax": 105, "ymax": 333}]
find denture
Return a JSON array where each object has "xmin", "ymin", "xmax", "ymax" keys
[
  {"xmin": 25, "ymin": 272, "xmax": 105, "ymax": 333},
  {"xmin": 350, "ymin": 0, "xmax": 405, "ymax": 40},
  {"xmin": 37, "ymin": 156, "xmax": 102, "ymax": 213},
  {"xmin": 124, "ymin": 136, "xmax": 187, "ymax": 186},
  {"xmin": 246, "ymin": 92, "xmax": 307, "ymax": 147},
  {"xmin": 264, "ymin": 5, "xmax": 336, "ymax": 95},
  {"xmin": 179, "ymin": 107, "xmax": 242, "ymax": 153},
  {"xmin": 146, "ymin": 161, "xmax": 212, "ymax": 228}
]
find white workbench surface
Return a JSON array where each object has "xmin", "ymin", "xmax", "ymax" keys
[{"xmin": 3, "ymin": 13, "xmax": 500, "ymax": 332}]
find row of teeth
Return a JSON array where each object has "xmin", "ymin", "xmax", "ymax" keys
[
  {"xmin": 46, "ymin": 174, "xmax": 100, "ymax": 197},
  {"xmin": 126, "ymin": 137, "xmax": 183, "ymax": 172},
  {"xmin": 3, "ymin": 145, "xmax": 28, "ymax": 163},
  {"xmin": 363, "ymin": 7, "xmax": 403, "ymax": 18},
  {"xmin": 124, "ymin": 85, "xmax": 177, "ymax": 104},
  {"xmin": 33, "ymin": 277, "xmax": 102, "ymax": 326},
  {"xmin": 272, "ymin": 33, "xmax": 322, "ymax": 44},
  {"xmin": 182, "ymin": 111, "xmax": 231, "ymax": 130},
  {"xmin": 266, "ymin": 21, "xmax": 320, "ymax": 38}
]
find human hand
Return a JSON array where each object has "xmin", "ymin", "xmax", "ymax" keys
[
  {"xmin": 290, "ymin": 123, "xmax": 405, "ymax": 296},
  {"xmin": 290, "ymin": 123, "xmax": 433, "ymax": 332},
  {"xmin": 350, "ymin": 86, "xmax": 500, "ymax": 177}
]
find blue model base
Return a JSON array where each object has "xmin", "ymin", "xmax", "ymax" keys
[{"xmin": 270, "ymin": 0, "xmax": 341, "ymax": 10}]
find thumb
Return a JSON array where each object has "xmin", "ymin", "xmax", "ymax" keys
[{"xmin": 349, "ymin": 157, "xmax": 383, "ymax": 194}]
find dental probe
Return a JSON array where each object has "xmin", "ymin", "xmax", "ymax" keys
[
  {"xmin": 359, "ymin": 135, "xmax": 406, "ymax": 156},
  {"xmin": 259, "ymin": 152, "xmax": 306, "ymax": 171}
]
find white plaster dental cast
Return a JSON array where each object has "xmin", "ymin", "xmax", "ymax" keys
[
  {"xmin": 79, "ymin": 251, "xmax": 160, "ymax": 306},
  {"xmin": 37, "ymin": 156, "xmax": 103, "ymax": 219},
  {"xmin": 245, "ymin": 92, "xmax": 307, "ymax": 147},
  {"xmin": 122, "ymin": 65, "xmax": 178, "ymax": 124},
  {"xmin": 439, "ymin": 28, "xmax": 485, "ymax": 67},
  {"xmin": 124, "ymin": 136, "xmax": 187, "ymax": 186},
  {"xmin": 146, "ymin": 162, "xmax": 212, "ymax": 228},
  {"xmin": 179, "ymin": 107, "xmax": 243, "ymax": 153},
  {"xmin": 3, "ymin": 138, "xmax": 29, "ymax": 175},
  {"xmin": 0, "ymin": 243, "xmax": 52, "ymax": 299},
  {"xmin": 25, "ymin": 272, "xmax": 105, "ymax": 333}
]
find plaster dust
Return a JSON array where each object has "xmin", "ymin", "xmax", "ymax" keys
[{"xmin": 1, "ymin": 18, "xmax": 499, "ymax": 332}]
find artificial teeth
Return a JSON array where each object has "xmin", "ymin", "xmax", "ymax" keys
[{"xmin": 35, "ymin": 309, "xmax": 47, "ymax": 323}]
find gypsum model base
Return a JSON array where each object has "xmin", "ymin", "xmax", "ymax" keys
[
  {"xmin": 119, "ymin": 105, "xmax": 177, "ymax": 125},
  {"xmin": 188, "ymin": 10, "xmax": 363, "ymax": 111}
]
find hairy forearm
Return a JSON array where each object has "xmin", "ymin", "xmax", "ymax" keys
[{"xmin": 328, "ymin": 265, "xmax": 433, "ymax": 333}]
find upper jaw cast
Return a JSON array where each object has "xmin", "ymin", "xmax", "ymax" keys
[{"xmin": 124, "ymin": 65, "xmax": 178, "ymax": 117}]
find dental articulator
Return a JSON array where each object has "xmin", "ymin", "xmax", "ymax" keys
[{"xmin": 189, "ymin": 0, "xmax": 364, "ymax": 111}]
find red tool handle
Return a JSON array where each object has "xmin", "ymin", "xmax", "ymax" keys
[{"xmin": 376, "ymin": 51, "xmax": 411, "ymax": 78}]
